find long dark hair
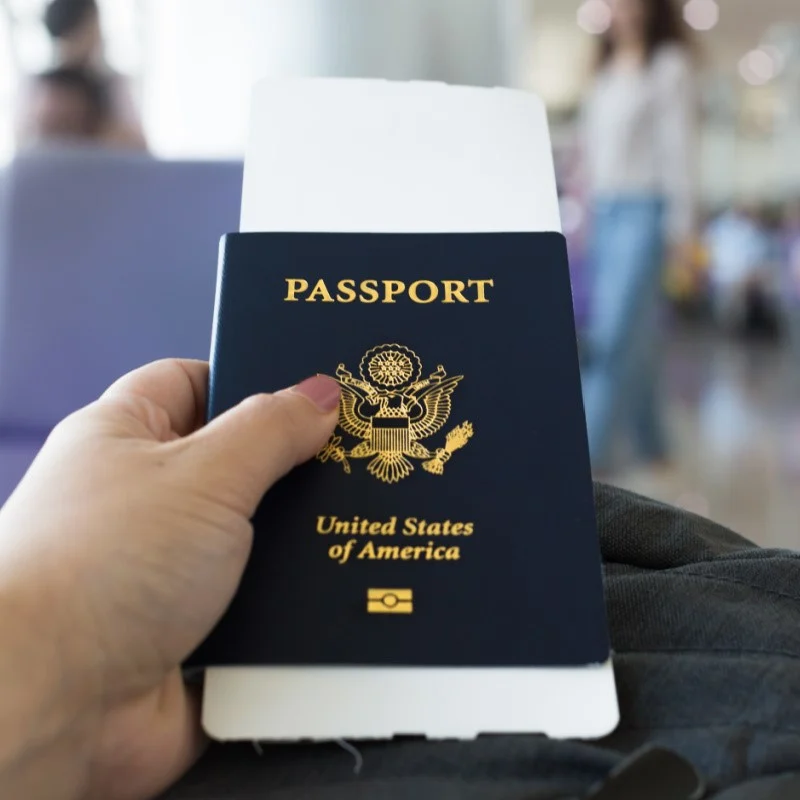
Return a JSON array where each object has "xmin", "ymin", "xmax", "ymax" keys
[{"xmin": 597, "ymin": 0, "xmax": 691, "ymax": 68}]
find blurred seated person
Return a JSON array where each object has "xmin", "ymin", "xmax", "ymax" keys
[
  {"xmin": 16, "ymin": 0, "xmax": 147, "ymax": 151},
  {"xmin": 21, "ymin": 66, "xmax": 113, "ymax": 147}
]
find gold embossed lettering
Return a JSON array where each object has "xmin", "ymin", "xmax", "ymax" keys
[
  {"xmin": 359, "ymin": 280, "xmax": 379, "ymax": 303},
  {"xmin": 408, "ymin": 280, "xmax": 439, "ymax": 304},
  {"xmin": 307, "ymin": 279, "xmax": 335, "ymax": 303},
  {"xmin": 317, "ymin": 516, "xmax": 335, "ymax": 534},
  {"xmin": 442, "ymin": 280, "xmax": 469, "ymax": 304},
  {"xmin": 358, "ymin": 541, "xmax": 376, "ymax": 559},
  {"xmin": 402, "ymin": 517, "xmax": 418, "ymax": 536},
  {"xmin": 285, "ymin": 278, "xmax": 309, "ymax": 302},
  {"xmin": 468, "ymin": 279, "xmax": 494, "ymax": 303},
  {"xmin": 382, "ymin": 280, "xmax": 406, "ymax": 304},
  {"xmin": 329, "ymin": 540, "xmax": 358, "ymax": 564},
  {"xmin": 336, "ymin": 279, "xmax": 357, "ymax": 303},
  {"xmin": 383, "ymin": 517, "xmax": 398, "ymax": 535},
  {"xmin": 286, "ymin": 280, "xmax": 493, "ymax": 303}
]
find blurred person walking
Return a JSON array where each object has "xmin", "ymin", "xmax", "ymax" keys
[
  {"xmin": 580, "ymin": 0, "xmax": 696, "ymax": 475},
  {"xmin": 16, "ymin": 0, "xmax": 147, "ymax": 150}
]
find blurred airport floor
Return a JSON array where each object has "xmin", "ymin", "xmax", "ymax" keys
[{"xmin": 606, "ymin": 321, "xmax": 800, "ymax": 549}]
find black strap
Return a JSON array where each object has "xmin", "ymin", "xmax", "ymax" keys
[{"xmin": 583, "ymin": 746, "xmax": 705, "ymax": 800}]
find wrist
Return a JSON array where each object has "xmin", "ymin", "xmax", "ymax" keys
[{"xmin": 0, "ymin": 573, "xmax": 96, "ymax": 799}]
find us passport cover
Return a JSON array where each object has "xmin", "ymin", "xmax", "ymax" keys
[{"xmin": 191, "ymin": 230, "xmax": 610, "ymax": 668}]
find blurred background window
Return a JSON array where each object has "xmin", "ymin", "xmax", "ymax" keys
[
  {"xmin": 0, "ymin": 0, "xmax": 529, "ymax": 161},
  {"xmin": 1, "ymin": 0, "xmax": 796, "ymax": 194},
  {"xmin": 529, "ymin": 1, "xmax": 800, "ymax": 211}
]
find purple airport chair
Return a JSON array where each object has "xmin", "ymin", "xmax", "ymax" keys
[{"xmin": 0, "ymin": 148, "xmax": 242, "ymax": 503}]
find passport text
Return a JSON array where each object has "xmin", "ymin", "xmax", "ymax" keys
[{"xmin": 285, "ymin": 278, "xmax": 494, "ymax": 304}]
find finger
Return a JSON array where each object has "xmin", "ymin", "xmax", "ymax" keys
[
  {"xmin": 102, "ymin": 360, "xmax": 209, "ymax": 437},
  {"xmin": 185, "ymin": 375, "xmax": 340, "ymax": 517}
]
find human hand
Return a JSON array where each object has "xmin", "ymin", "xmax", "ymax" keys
[{"xmin": 0, "ymin": 360, "xmax": 340, "ymax": 800}]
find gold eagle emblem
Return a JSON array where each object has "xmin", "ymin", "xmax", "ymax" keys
[{"xmin": 318, "ymin": 344, "xmax": 473, "ymax": 483}]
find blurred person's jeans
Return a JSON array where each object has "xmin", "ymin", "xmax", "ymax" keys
[{"xmin": 582, "ymin": 197, "xmax": 668, "ymax": 472}]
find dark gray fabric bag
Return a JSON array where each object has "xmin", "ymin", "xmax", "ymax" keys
[{"xmin": 164, "ymin": 484, "xmax": 800, "ymax": 799}]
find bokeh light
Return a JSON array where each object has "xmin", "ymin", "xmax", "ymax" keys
[
  {"xmin": 683, "ymin": 0, "xmax": 720, "ymax": 32},
  {"xmin": 739, "ymin": 49, "xmax": 778, "ymax": 85},
  {"xmin": 577, "ymin": 0, "xmax": 612, "ymax": 36}
]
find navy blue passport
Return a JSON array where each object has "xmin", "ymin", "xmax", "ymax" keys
[{"xmin": 190, "ymin": 231, "xmax": 610, "ymax": 668}]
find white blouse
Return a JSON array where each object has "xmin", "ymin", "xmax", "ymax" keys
[{"xmin": 582, "ymin": 44, "xmax": 697, "ymax": 244}]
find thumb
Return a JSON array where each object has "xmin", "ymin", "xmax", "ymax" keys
[{"xmin": 183, "ymin": 375, "xmax": 340, "ymax": 517}]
